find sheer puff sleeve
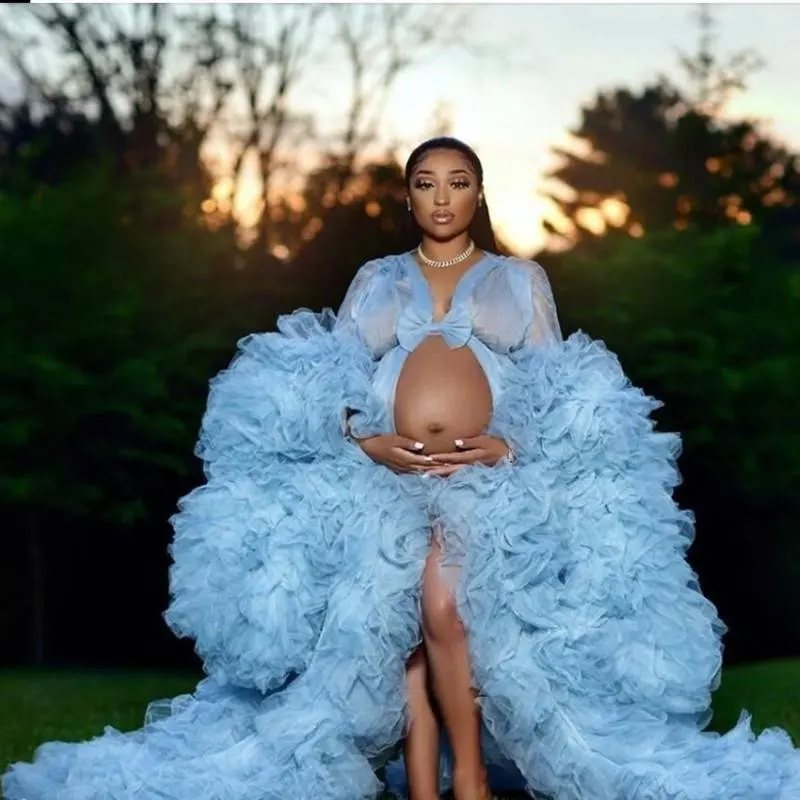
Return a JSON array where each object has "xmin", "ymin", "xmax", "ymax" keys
[
  {"xmin": 490, "ymin": 260, "xmax": 672, "ymax": 475},
  {"xmin": 195, "ymin": 263, "xmax": 390, "ymax": 475},
  {"xmin": 489, "ymin": 259, "xmax": 566, "ymax": 464},
  {"xmin": 333, "ymin": 259, "xmax": 383, "ymax": 336},
  {"xmin": 521, "ymin": 260, "xmax": 563, "ymax": 348}
]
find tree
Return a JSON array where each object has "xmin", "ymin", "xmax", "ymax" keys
[
  {"xmin": 541, "ymin": 7, "xmax": 799, "ymax": 252},
  {"xmin": 257, "ymin": 5, "xmax": 474, "ymax": 261},
  {"xmin": 0, "ymin": 4, "xmax": 480, "ymax": 261},
  {"xmin": 0, "ymin": 4, "xmax": 223, "ymax": 222},
  {"xmin": 0, "ymin": 159, "xmax": 250, "ymax": 663},
  {"xmin": 190, "ymin": 4, "xmax": 323, "ymax": 254},
  {"xmin": 676, "ymin": 5, "xmax": 764, "ymax": 116}
]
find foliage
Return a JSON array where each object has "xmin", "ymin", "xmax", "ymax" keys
[
  {"xmin": 543, "ymin": 81, "xmax": 800, "ymax": 249},
  {"xmin": 541, "ymin": 11, "xmax": 798, "ymax": 255},
  {"xmin": 552, "ymin": 223, "xmax": 800, "ymax": 502},
  {"xmin": 0, "ymin": 163, "xmax": 248, "ymax": 526}
]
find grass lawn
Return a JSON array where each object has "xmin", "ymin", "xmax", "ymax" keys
[{"xmin": 2, "ymin": 660, "xmax": 799, "ymax": 798}]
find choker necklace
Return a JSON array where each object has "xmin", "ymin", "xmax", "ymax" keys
[{"xmin": 417, "ymin": 240, "xmax": 475, "ymax": 269}]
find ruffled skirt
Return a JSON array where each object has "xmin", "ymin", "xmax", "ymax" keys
[{"xmin": 4, "ymin": 313, "xmax": 799, "ymax": 799}]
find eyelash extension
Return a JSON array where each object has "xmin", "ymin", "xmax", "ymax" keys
[{"xmin": 413, "ymin": 179, "xmax": 472, "ymax": 190}]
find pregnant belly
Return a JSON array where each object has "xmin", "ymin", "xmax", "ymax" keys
[{"xmin": 393, "ymin": 336, "xmax": 493, "ymax": 454}]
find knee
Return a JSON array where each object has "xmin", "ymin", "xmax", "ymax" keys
[{"xmin": 422, "ymin": 586, "xmax": 465, "ymax": 644}]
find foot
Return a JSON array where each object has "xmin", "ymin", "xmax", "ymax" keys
[{"xmin": 452, "ymin": 765, "xmax": 492, "ymax": 800}]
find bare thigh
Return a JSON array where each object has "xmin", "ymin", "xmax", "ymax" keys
[{"xmin": 421, "ymin": 532, "xmax": 465, "ymax": 641}]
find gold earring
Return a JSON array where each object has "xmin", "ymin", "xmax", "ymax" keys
[
  {"xmin": 478, "ymin": 195, "xmax": 484, "ymax": 208},
  {"xmin": 406, "ymin": 198, "xmax": 412, "ymax": 212}
]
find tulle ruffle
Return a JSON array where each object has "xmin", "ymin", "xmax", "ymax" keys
[
  {"xmin": 166, "ymin": 307, "xmax": 394, "ymax": 692},
  {"xmin": 5, "ymin": 455, "xmax": 431, "ymax": 800},
  {"xmin": 196, "ymin": 308, "xmax": 388, "ymax": 475},
  {"xmin": 434, "ymin": 332, "xmax": 800, "ymax": 799},
  {"xmin": 4, "ymin": 329, "xmax": 799, "ymax": 800}
]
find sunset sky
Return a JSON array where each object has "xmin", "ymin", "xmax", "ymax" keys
[
  {"xmin": 341, "ymin": 3, "xmax": 800, "ymax": 255},
  {"xmin": 6, "ymin": 4, "xmax": 800, "ymax": 257},
  {"xmin": 217, "ymin": 3, "xmax": 800, "ymax": 256},
  {"xmin": 387, "ymin": 4, "xmax": 800, "ymax": 251}
]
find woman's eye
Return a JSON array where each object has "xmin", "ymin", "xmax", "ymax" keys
[{"xmin": 413, "ymin": 179, "xmax": 471, "ymax": 190}]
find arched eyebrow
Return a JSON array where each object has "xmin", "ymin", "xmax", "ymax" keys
[{"xmin": 412, "ymin": 167, "xmax": 474, "ymax": 178}]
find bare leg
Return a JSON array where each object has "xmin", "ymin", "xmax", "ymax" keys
[
  {"xmin": 403, "ymin": 646, "xmax": 441, "ymax": 800},
  {"xmin": 421, "ymin": 537, "xmax": 490, "ymax": 800}
]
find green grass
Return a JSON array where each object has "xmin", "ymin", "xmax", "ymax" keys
[
  {"xmin": 2, "ymin": 660, "xmax": 799, "ymax": 798},
  {"xmin": 703, "ymin": 658, "xmax": 800, "ymax": 739},
  {"xmin": 0, "ymin": 668, "xmax": 200, "ymax": 770}
]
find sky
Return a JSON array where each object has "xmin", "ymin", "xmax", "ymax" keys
[
  {"xmin": 354, "ymin": 3, "xmax": 800, "ymax": 255},
  {"xmin": 3, "ymin": 4, "xmax": 799, "ymax": 257}
]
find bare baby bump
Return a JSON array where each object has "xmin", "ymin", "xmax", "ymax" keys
[{"xmin": 393, "ymin": 336, "xmax": 493, "ymax": 454}]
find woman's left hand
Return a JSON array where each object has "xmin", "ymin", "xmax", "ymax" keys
[{"xmin": 425, "ymin": 435, "xmax": 511, "ymax": 476}]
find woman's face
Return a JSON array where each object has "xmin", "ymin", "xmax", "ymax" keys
[{"xmin": 407, "ymin": 148, "xmax": 482, "ymax": 242}]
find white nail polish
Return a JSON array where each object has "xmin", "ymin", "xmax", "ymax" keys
[
  {"xmin": 413, "ymin": 442, "xmax": 424, "ymax": 450},
  {"xmin": 454, "ymin": 439, "xmax": 464, "ymax": 448}
]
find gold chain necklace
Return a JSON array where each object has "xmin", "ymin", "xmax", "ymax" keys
[{"xmin": 417, "ymin": 240, "xmax": 475, "ymax": 269}]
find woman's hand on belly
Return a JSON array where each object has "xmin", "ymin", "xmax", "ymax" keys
[
  {"xmin": 425, "ymin": 434, "xmax": 512, "ymax": 476},
  {"xmin": 353, "ymin": 433, "xmax": 436, "ymax": 474}
]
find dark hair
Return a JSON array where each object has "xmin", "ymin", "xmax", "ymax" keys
[{"xmin": 404, "ymin": 136, "xmax": 499, "ymax": 254}]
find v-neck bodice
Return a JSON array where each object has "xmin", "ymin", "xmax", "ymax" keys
[
  {"xmin": 405, "ymin": 252, "xmax": 493, "ymax": 321},
  {"xmin": 336, "ymin": 251, "xmax": 560, "ymax": 359},
  {"xmin": 396, "ymin": 254, "xmax": 494, "ymax": 352},
  {"xmin": 333, "ymin": 250, "xmax": 563, "ymax": 430}
]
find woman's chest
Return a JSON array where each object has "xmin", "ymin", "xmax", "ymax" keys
[{"xmin": 358, "ymin": 263, "xmax": 530, "ymax": 357}]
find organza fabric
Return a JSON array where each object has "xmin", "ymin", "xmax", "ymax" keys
[{"xmin": 4, "ymin": 251, "xmax": 799, "ymax": 800}]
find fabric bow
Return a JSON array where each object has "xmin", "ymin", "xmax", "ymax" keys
[{"xmin": 397, "ymin": 305, "xmax": 473, "ymax": 352}]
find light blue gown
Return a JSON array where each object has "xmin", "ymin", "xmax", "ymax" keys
[{"xmin": 4, "ymin": 250, "xmax": 800, "ymax": 799}]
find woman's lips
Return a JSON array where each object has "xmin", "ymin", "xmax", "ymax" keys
[{"xmin": 431, "ymin": 211, "xmax": 455, "ymax": 224}]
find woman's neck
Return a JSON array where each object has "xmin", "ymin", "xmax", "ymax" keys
[{"xmin": 418, "ymin": 233, "xmax": 473, "ymax": 262}]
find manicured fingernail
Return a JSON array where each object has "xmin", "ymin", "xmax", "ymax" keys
[
  {"xmin": 454, "ymin": 439, "xmax": 464, "ymax": 448},
  {"xmin": 413, "ymin": 442, "xmax": 424, "ymax": 450},
  {"xmin": 424, "ymin": 456, "xmax": 434, "ymax": 462}
]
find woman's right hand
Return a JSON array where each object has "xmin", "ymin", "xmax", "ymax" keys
[{"xmin": 353, "ymin": 434, "xmax": 434, "ymax": 474}]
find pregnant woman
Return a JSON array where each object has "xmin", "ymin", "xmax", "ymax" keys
[
  {"xmin": 350, "ymin": 141, "xmax": 517, "ymax": 800},
  {"xmin": 4, "ymin": 137, "xmax": 800, "ymax": 800}
]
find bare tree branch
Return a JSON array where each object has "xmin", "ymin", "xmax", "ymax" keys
[
  {"xmin": 326, "ymin": 4, "xmax": 471, "ymax": 194},
  {"xmin": 0, "ymin": 2, "xmax": 495, "ymax": 254},
  {"xmin": 218, "ymin": 4, "xmax": 322, "ymax": 249},
  {"xmin": 40, "ymin": 5, "xmax": 125, "ymax": 140},
  {"xmin": 676, "ymin": 6, "xmax": 765, "ymax": 116},
  {"xmin": 0, "ymin": 16, "xmax": 61, "ymax": 109}
]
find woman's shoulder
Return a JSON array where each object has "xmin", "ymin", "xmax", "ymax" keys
[
  {"xmin": 351, "ymin": 252, "xmax": 409, "ymax": 281},
  {"xmin": 482, "ymin": 253, "xmax": 552, "ymax": 288},
  {"xmin": 492, "ymin": 253, "xmax": 548, "ymax": 275}
]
